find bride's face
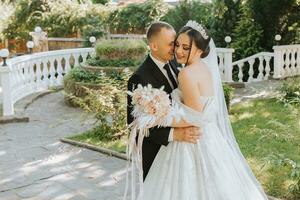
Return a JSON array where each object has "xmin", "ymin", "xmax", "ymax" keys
[{"xmin": 175, "ymin": 33, "xmax": 201, "ymax": 65}]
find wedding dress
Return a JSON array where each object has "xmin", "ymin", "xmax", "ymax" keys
[{"xmin": 141, "ymin": 89, "xmax": 268, "ymax": 200}]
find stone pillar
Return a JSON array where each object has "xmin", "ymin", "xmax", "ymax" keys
[
  {"xmin": 0, "ymin": 66, "xmax": 14, "ymax": 116},
  {"xmin": 29, "ymin": 29, "xmax": 49, "ymax": 53}
]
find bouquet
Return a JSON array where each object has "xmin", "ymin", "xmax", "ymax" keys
[{"xmin": 128, "ymin": 84, "xmax": 183, "ymax": 134}]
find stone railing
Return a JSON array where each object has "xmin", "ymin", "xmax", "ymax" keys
[
  {"xmin": 273, "ymin": 44, "xmax": 300, "ymax": 79},
  {"xmin": 0, "ymin": 48, "xmax": 94, "ymax": 116},
  {"xmin": 232, "ymin": 52, "xmax": 274, "ymax": 82}
]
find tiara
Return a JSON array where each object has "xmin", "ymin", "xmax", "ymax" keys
[{"xmin": 185, "ymin": 20, "xmax": 209, "ymax": 40}]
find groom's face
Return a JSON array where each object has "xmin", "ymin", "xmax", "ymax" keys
[{"xmin": 151, "ymin": 27, "xmax": 176, "ymax": 63}]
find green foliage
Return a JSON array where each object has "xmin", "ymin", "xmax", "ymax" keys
[
  {"xmin": 81, "ymin": 16, "xmax": 106, "ymax": 47},
  {"xmin": 3, "ymin": 0, "xmax": 48, "ymax": 40},
  {"xmin": 263, "ymin": 154, "xmax": 300, "ymax": 199},
  {"xmin": 161, "ymin": 0, "xmax": 212, "ymax": 32},
  {"xmin": 210, "ymin": 0, "xmax": 241, "ymax": 47},
  {"xmin": 86, "ymin": 57, "xmax": 140, "ymax": 68},
  {"xmin": 222, "ymin": 83, "xmax": 234, "ymax": 111},
  {"xmin": 248, "ymin": 0, "xmax": 300, "ymax": 50},
  {"xmin": 3, "ymin": 0, "xmax": 108, "ymax": 40},
  {"xmin": 91, "ymin": 0, "xmax": 108, "ymax": 4},
  {"xmin": 0, "ymin": 1, "xmax": 16, "ymax": 39},
  {"xmin": 107, "ymin": 0, "xmax": 168, "ymax": 34},
  {"xmin": 278, "ymin": 76, "xmax": 300, "ymax": 106},
  {"xmin": 231, "ymin": 3, "xmax": 264, "ymax": 60},
  {"xmin": 231, "ymin": 98, "xmax": 300, "ymax": 199},
  {"xmin": 67, "ymin": 66, "xmax": 110, "ymax": 84},
  {"xmin": 67, "ymin": 68, "xmax": 132, "ymax": 141},
  {"xmin": 95, "ymin": 39, "xmax": 148, "ymax": 60}
]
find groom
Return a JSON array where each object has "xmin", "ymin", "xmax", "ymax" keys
[{"xmin": 127, "ymin": 21, "xmax": 201, "ymax": 180}]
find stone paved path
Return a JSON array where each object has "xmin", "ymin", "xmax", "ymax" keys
[{"xmin": 0, "ymin": 91, "xmax": 129, "ymax": 200}]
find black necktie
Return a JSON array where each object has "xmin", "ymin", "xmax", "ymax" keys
[{"xmin": 163, "ymin": 63, "xmax": 178, "ymax": 88}]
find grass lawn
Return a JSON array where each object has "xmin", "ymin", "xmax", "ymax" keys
[
  {"xmin": 231, "ymin": 98, "xmax": 300, "ymax": 199},
  {"xmin": 68, "ymin": 98, "xmax": 300, "ymax": 199}
]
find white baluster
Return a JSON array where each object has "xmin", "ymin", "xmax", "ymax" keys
[
  {"xmin": 81, "ymin": 52, "xmax": 88, "ymax": 63},
  {"xmin": 49, "ymin": 57, "xmax": 56, "ymax": 87},
  {"xmin": 238, "ymin": 63, "xmax": 244, "ymax": 82},
  {"xmin": 56, "ymin": 56, "xmax": 63, "ymax": 86},
  {"xmin": 218, "ymin": 53, "xmax": 225, "ymax": 80},
  {"xmin": 257, "ymin": 56, "xmax": 264, "ymax": 81},
  {"xmin": 19, "ymin": 62, "xmax": 25, "ymax": 86},
  {"xmin": 28, "ymin": 61, "xmax": 35, "ymax": 92},
  {"xmin": 14, "ymin": 63, "xmax": 21, "ymax": 88},
  {"xmin": 297, "ymin": 47, "xmax": 300, "ymax": 75},
  {"xmin": 73, "ymin": 53, "xmax": 80, "ymax": 67},
  {"xmin": 284, "ymin": 49, "xmax": 291, "ymax": 77},
  {"xmin": 248, "ymin": 59, "xmax": 255, "ymax": 82},
  {"xmin": 23, "ymin": 61, "xmax": 29, "ymax": 85},
  {"xmin": 11, "ymin": 65, "xmax": 17, "ymax": 90},
  {"xmin": 290, "ymin": 49, "xmax": 296, "ymax": 76},
  {"xmin": 264, "ymin": 56, "xmax": 271, "ymax": 80},
  {"xmin": 43, "ymin": 60, "xmax": 50, "ymax": 89},
  {"xmin": 65, "ymin": 55, "xmax": 72, "ymax": 74},
  {"xmin": 35, "ymin": 60, "xmax": 43, "ymax": 90}
]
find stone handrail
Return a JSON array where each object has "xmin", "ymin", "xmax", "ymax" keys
[
  {"xmin": 232, "ymin": 52, "xmax": 274, "ymax": 82},
  {"xmin": 0, "ymin": 48, "xmax": 94, "ymax": 116}
]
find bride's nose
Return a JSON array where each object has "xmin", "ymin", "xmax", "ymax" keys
[{"xmin": 175, "ymin": 46, "xmax": 183, "ymax": 56}]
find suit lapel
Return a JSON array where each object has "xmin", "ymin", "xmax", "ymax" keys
[{"xmin": 144, "ymin": 55, "xmax": 173, "ymax": 93}]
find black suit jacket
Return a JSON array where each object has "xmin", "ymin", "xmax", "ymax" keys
[{"xmin": 127, "ymin": 55, "xmax": 180, "ymax": 180}]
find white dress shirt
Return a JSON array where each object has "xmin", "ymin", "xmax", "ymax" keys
[{"xmin": 149, "ymin": 54, "xmax": 177, "ymax": 142}]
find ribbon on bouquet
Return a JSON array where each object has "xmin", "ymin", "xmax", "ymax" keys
[{"xmin": 123, "ymin": 122, "xmax": 149, "ymax": 200}]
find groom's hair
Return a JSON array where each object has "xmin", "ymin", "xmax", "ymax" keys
[{"xmin": 146, "ymin": 21, "xmax": 174, "ymax": 42}]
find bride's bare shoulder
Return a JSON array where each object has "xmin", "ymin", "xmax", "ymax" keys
[
  {"xmin": 179, "ymin": 62, "xmax": 211, "ymax": 81},
  {"xmin": 178, "ymin": 67, "xmax": 194, "ymax": 85}
]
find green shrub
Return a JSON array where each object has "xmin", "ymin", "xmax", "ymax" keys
[
  {"xmin": 223, "ymin": 83, "xmax": 234, "ymax": 112},
  {"xmin": 66, "ymin": 68, "xmax": 132, "ymax": 141},
  {"xmin": 86, "ymin": 57, "xmax": 140, "ymax": 68},
  {"xmin": 66, "ymin": 66, "xmax": 108, "ymax": 84},
  {"xmin": 279, "ymin": 76, "xmax": 300, "ymax": 106},
  {"xmin": 95, "ymin": 39, "xmax": 148, "ymax": 60}
]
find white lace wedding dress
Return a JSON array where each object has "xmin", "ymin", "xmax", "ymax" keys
[{"xmin": 141, "ymin": 88, "xmax": 268, "ymax": 200}]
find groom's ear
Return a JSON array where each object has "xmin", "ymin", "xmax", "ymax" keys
[
  {"xmin": 149, "ymin": 42, "xmax": 158, "ymax": 51},
  {"xmin": 148, "ymin": 41, "xmax": 158, "ymax": 52}
]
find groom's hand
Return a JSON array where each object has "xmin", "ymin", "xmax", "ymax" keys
[{"xmin": 173, "ymin": 127, "xmax": 201, "ymax": 144}]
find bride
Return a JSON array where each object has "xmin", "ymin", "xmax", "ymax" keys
[{"xmin": 126, "ymin": 20, "xmax": 269, "ymax": 200}]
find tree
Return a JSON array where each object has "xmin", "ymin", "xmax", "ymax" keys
[
  {"xmin": 107, "ymin": 0, "xmax": 168, "ymax": 34},
  {"xmin": 231, "ymin": 3, "xmax": 264, "ymax": 60},
  {"xmin": 210, "ymin": 0, "xmax": 241, "ymax": 47},
  {"xmin": 248, "ymin": 0, "xmax": 299, "ymax": 50},
  {"xmin": 3, "ymin": 0, "xmax": 48, "ymax": 40},
  {"xmin": 162, "ymin": 0, "xmax": 212, "ymax": 32},
  {"xmin": 3, "ymin": 0, "xmax": 108, "ymax": 40}
]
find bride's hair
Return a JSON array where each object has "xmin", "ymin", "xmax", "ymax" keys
[{"xmin": 176, "ymin": 24, "xmax": 211, "ymax": 65}]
